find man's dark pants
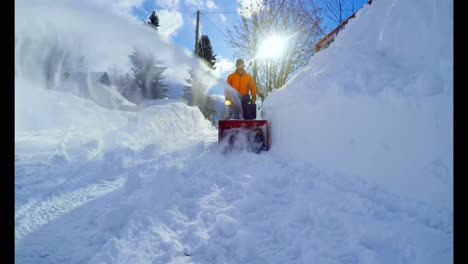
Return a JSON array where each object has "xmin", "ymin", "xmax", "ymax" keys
[{"xmin": 228, "ymin": 94, "xmax": 252, "ymax": 119}]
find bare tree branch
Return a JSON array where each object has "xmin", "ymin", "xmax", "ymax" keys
[{"xmin": 226, "ymin": 0, "xmax": 323, "ymax": 101}]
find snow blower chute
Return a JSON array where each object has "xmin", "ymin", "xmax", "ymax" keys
[{"xmin": 218, "ymin": 119, "xmax": 271, "ymax": 153}]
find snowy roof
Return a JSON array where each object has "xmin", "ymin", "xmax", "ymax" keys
[{"xmin": 66, "ymin": 72, "xmax": 111, "ymax": 86}]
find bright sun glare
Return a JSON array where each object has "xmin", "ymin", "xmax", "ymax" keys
[{"xmin": 257, "ymin": 35, "xmax": 287, "ymax": 59}]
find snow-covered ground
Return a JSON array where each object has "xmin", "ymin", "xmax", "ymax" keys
[{"xmin": 15, "ymin": 0, "xmax": 453, "ymax": 263}]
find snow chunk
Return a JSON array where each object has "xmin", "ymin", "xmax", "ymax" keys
[{"xmin": 215, "ymin": 214, "xmax": 239, "ymax": 238}]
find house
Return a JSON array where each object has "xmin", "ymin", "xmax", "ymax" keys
[{"xmin": 63, "ymin": 72, "xmax": 136, "ymax": 111}]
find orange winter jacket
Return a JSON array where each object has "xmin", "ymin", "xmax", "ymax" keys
[{"xmin": 225, "ymin": 71, "xmax": 257, "ymax": 101}]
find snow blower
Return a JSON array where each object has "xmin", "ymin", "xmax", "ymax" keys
[{"xmin": 218, "ymin": 119, "xmax": 271, "ymax": 153}]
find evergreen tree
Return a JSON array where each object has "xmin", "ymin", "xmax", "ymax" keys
[
  {"xmin": 184, "ymin": 69, "xmax": 217, "ymax": 125},
  {"xmin": 113, "ymin": 72, "xmax": 137, "ymax": 102},
  {"xmin": 42, "ymin": 44, "xmax": 85, "ymax": 87},
  {"xmin": 197, "ymin": 35, "xmax": 216, "ymax": 69},
  {"xmin": 113, "ymin": 11, "xmax": 167, "ymax": 103},
  {"xmin": 147, "ymin": 11, "xmax": 160, "ymax": 30},
  {"xmin": 200, "ymin": 95, "xmax": 217, "ymax": 126},
  {"xmin": 182, "ymin": 35, "xmax": 218, "ymax": 124},
  {"xmin": 129, "ymin": 48, "xmax": 168, "ymax": 100}
]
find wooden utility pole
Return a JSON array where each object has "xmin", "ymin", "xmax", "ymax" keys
[{"xmin": 194, "ymin": 10, "xmax": 200, "ymax": 55}]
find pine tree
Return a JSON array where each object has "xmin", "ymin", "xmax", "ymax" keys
[
  {"xmin": 183, "ymin": 35, "xmax": 218, "ymax": 124},
  {"xmin": 113, "ymin": 72, "xmax": 137, "ymax": 102},
  {"xmin": 129, "ymin": 48, "xmax": 168, "ymax": 100},
  {"xmin": 197, "ymin": 35, "xmax": 217, "ymax": 69},
  {"xmin": 184, "ymin": 69, "xmax": 216, "ymax": 124},
  {"xmin": 150, "ymin": 64, "xmax": 168, "ymax": 99},
  {"xmin": 43, "ymin": 44, "xmax": 85, "ymax": 87},
  {"xmin": 147, "ymin": 11, "xmax": 160, "ymax": 30},
  {"xmin": 200, "ymin": 95, "xmax": 217, "ymax": 125}
]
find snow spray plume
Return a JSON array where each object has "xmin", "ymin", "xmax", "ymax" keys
[
  {"xmin": 15, "ymin": 0, "xmax": 221, "ymax": 100},
  {"xmin": 15, "ymin": 0, "xmax": 223, "ymax": 128}
]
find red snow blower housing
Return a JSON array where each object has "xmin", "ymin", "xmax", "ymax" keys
[{"xmin": 218, "ymin": 119, "xmax": 271, "ymax": 153}]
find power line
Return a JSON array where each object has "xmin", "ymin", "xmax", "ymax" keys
[
  {"xmin": 200, "ymin": 12, "xmax": 230, "ymax": 40},
  {"xmin": 198, "ymin": 0, "xmax": 285, "ymax": 45},
  {"xmin": 201, "ymin": 11, "xmax": 255, "ymax": 14}
]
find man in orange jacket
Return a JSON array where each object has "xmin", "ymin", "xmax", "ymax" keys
[{"xmin": 225, "ymin": 58, "xmax": 257, "ymax": 119}]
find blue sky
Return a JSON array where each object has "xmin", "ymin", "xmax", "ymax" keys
[
  {"xmin": 131, "ymin": 0, "xmax": 244, "ymax": 80},
  {"xmin": 126, "ymin": 0, "xmax": 370, "ymax": 81}
]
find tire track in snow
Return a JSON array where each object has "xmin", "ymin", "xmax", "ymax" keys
[
  {"xmin": 15, "ymin": 136, "xmax": 452, "ymax": 263},
  {"xmin": 15, "ymin": 177, "xmax": 125, "ymax": 243}
]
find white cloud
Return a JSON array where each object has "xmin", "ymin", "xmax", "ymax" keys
[
  {"xmin": 185, "ymin": 0, "xmax": 203, "ymax": 9},
  {"xmin": 237, "ymin": 0, "xmax": 264, "ymax": 17},
  {"xmin": 155, "ymin": 0, "xmax": 180, "ymax": 9},
  {"xmin": 79, "ymin": 0, "xmax": 144, "ymax": 22},
  {"xmin": 219, "ymin": 14, "xmax": 226, "ymax": 23},
  {"xmin": 185, "ymin": 0, "xmax": 217, "ymax": 9},
  {"xmin": 213, "ymin": 56, "xmax": 235, "ymax": 78},
  {"xmin": 158, "ymin": 9, "xmax": 184, "ymax": 40},
  {"xmin": 206, "ymin": 0, "xmax": 216, "ymax": 9},
  {"xmin": 115, "ymin": 0, "xmax": 144, "ymax": 10}
]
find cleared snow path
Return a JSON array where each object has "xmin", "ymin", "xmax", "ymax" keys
[{"xmin": 15, "ymin": 132, "xmax": 452, "ymax": 264}]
